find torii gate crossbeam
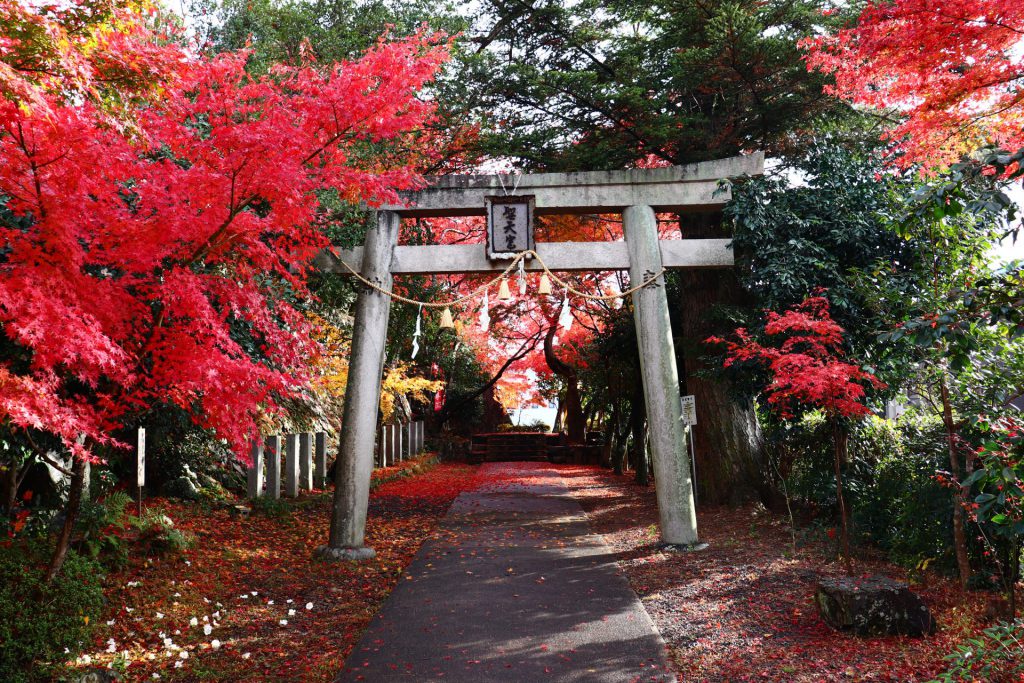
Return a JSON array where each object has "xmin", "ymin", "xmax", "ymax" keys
[{"xmin": 316, "ymin": 153, "xmax": 764, "ymax": 561}]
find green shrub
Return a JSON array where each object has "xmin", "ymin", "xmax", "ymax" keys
[
  {"xmin": 0, "ymin": 541, "xmax": 104, "ymax": 682},
  {"xmin": 783, "ymin": 412, "xmax": 961, "ymax": 571},
  {"xmin": 132, "ymin": 509, "xmax": 194, "ymax": 555},
  {"xmin": 929, "ymin": 619, "xmax": 1024, "ymax": 683}
]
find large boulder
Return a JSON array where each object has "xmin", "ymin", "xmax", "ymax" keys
[{"xmin": 815, "ymin": 575, "xmax": 935, "ymax": 637}]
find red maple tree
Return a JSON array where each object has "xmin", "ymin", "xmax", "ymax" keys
[
  {"xmin": 709, "ymin": 295, "xmax": 884, "ymax": 570},
  {"xmin": 0, "ymin": 1, "xmax": 448, "ymax": 458},
  {"xmin": 802, "ymin": 1, "xmax": 1024, "ymax": 170}
]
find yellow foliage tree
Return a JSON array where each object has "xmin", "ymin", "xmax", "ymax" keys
[{"xmin": 380, "ymin": 363, "xmax": 443, "ymax": 423}]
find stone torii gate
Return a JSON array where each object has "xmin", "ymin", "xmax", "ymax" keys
[{"xmin": 315, "ymin": 153, "xmax": 764, "ymax": 561}]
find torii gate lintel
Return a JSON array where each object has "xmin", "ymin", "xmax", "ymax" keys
[{"xmin": 316, "ymin": 154, "xmax": 764, "ymax": 562}]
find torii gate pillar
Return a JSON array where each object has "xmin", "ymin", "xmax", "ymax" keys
[
  {"xmin": 318, "ymin": 211, "xmax": 400, "ymax": 561},
  {"xmin": 623, "ymin": 205, "xmax": 697, "ymax": 545},
  {"xmin": 317, "ymin": 154, "xmax": 763, "ymax": 561}
]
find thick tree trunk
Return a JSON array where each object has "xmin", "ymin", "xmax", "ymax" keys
[
  {"xmin": 544, "ymin": 324, "xmax": 585, "ymax": 442},
  {"xmin": 2, "ymin": 462, "xmax": 18, "ymax": 516},
  {"xmin": 939, "ymin": 373, "xmax": 972, "ymax": 590},
  {"xmin": 832, "ymin": 419, "xmax": 853, "ymax": 574},
  {"xmin": 630, "ymin": 377, "xmax": 649, "ymax": 485},
  {"xmin": 677, "ymin": 212, "xmax": 766, "ymax": 506},
  {"xmin": 45, "ymin": 455, "xmax": 87, "ymax": 583}
]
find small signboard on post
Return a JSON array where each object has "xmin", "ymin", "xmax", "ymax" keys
[
  {"xmin": 680, "ymin": 395, "xmax": 697, "ymax": 426},
  {"xmin": 137, "ymin": 427, "xmax": 146, "ymax": 487},
  {"xmin": 485, "ymin": 195, "xmax": 535, "ymax": 260}
]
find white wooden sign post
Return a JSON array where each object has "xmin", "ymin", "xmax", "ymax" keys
[
  {"xmin": 136, "ymin": 427, "xmax": 146, "ymax": 516},
  {"xmin": 316, "ymin": 154, "xmax": 764, "ymax": 561}
]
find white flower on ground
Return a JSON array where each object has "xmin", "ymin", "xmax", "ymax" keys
[
  {"xmin": 279, "ymin": 619, "xmax": 288, "ymax": 626},
  {"xmin": 203, "ymin": 624, "xmax": 212, "ymax": 636},
  {"xmin": 211, "ymin": 639, "xmax": 221, "ymax": 650},
  {"xmin": 155, "ymin": 612, "xmax": 164, "ymax": 619},
  {"xmin": 174, "ymin": 660, "xmax": 183, "ymax": 669},
  {"xmin": 242, "ymin": 652, "xmax": 251, "ymax": 659},
  {"xmin": 287, "ymin": 609, "xmax": 296, "ymax": 616},
  {"xmin": 179, "ymin": 651, "xmax": 189, "ymax": 659},
  {"xmin": 189, "ymin": 617, "xmax": 198, "ymax": 627},
  {"xmin": 305, "ymin": 602, "xmax": 313, "ymax": 610},
  {"xmin": 106, "ymin": 638, "xmax": 116, "ymax": 653}
]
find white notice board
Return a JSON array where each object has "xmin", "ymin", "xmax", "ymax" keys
[{"xmin": 680, "ymin": 395, "xmax": 697, "ymax": 426}]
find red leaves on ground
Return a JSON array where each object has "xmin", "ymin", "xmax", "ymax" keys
[
  {"xmin": 69, "ymin": 458, "xmax": 477, "ymax": 681},
  {"xmin": 562, "ymin": 465, "xmax": 991, "ymax": 683}
]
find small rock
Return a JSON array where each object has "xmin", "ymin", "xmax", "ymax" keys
[
  {"xmin": 815, "ymin": 575, "xmax": 935, "ymax": 637},
  {"xmin": 73, "ymin": 669, "xmax": 123, "ymax": 683}
]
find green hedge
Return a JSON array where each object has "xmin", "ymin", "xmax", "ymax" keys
[{"xmin": 0, "ymin": 541, "xmax": 104, "ymax": 681}]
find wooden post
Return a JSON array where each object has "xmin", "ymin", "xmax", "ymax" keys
[
  {"xmin": 265, "ymin": 435, "xmax": 281, "ymax": 500},
  {"xmin": 285, "ymin": 434, "xmax": 300, "ymax": 497},
  {"xmin": 623, "ymin": 204, "xmax": 699, "ymax": 547},
  {"xmin": 247, "ymin": 439, "xmax": 264, "ymax": 498},
  {"xmin": 300, "ymin": 432, "xmax": 313, "ymax": 490},
  {"xmin": 136, "ymin": 427, "xmax": 146, "ymax": 517},
  {"xmin": 396, "ymin": 422, "xmax": 404, "ymax": 462},
  {"xmin": 314, "ymin": 432, "xmax": 327, "ymax": 488},
  {"xmin": 321, "ymin": 210, "xmax": 400, "ymax": 561}
]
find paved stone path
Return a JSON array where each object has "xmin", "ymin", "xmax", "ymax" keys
[{"xmin": 337, "ymin": 462, "xmax": 675, "ymax": 682}]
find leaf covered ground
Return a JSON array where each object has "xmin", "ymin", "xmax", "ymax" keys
[
  {"xmin": 66, "ymin": 460, "xmax": 1001, "ymax": 682},
  {"xmin": 559, "ymin": 465, "xmax": 995, "ymax": 683},
  {"xmin": 67, "ymin": 457, "xmax": 478, "ymax": 681}
]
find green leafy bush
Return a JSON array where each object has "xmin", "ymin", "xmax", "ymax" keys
[
  {"xmin": 784, "ymin": 412, "xmax": 961, "ymax": 571},
  {"xmin": 0, "ymin": 541, "xmax": 104, "ymax": 681},
  {"xmin": 132, "ymin": 509, "xmax": 194, "ymax": 555},
  {"xmin": 929, "ymin": 619, "xmax": 1024, "ymax": 683}
]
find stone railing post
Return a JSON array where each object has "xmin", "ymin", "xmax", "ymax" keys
[
  {"xmin": 300, "ymin": 432, "xmax": 313, "ymax": 490},
  {"xmin": 285, "ymin": 434, "xmax": 300, "ymax": 498},
  {"xmin": 247, "ymin": 439, "xmax": 264, "ymax": 498},
  {"xmin": 314, "ymin": 432, "xmax": 327, "ymax": 487},
  {"xmin": 265, "ymin": 435, "xmax": 281, "ymax": 500}
]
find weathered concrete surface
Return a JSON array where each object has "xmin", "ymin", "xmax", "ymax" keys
[
  {"xmin": 300, "ymin": 432, "xmax": 314, "ymax": 491},
  {"xmin": 265, "ymin": 435, "xmax": 281, "ymax": 500},
  {"xmin": 337, "ymin": 463, "xmax": 675, "ymax": 683},
  {"xmin": 323, "ymin": 210, "xmax": 400, "ymax": 556},
  {"xmin": 376, "ymin": 153, "xmax": 763, "ymax": 216},
  {"xmin": 319, "ymin": 239, "xmax": 733, "ymax": 276},
  {"xmin": 246, "ymin": 440, "xmax": 264, "ymax": 499},
  {"xmin": 315, "ymin": 432, "xmax": 328, "ymax": 488},
  {"xmin": 285, "ymin": 434, "xmax": 300, "ymax": 498},
  {"xmin": 624, "ymin": 205, "xmax": 698, "ymax": 546}
]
